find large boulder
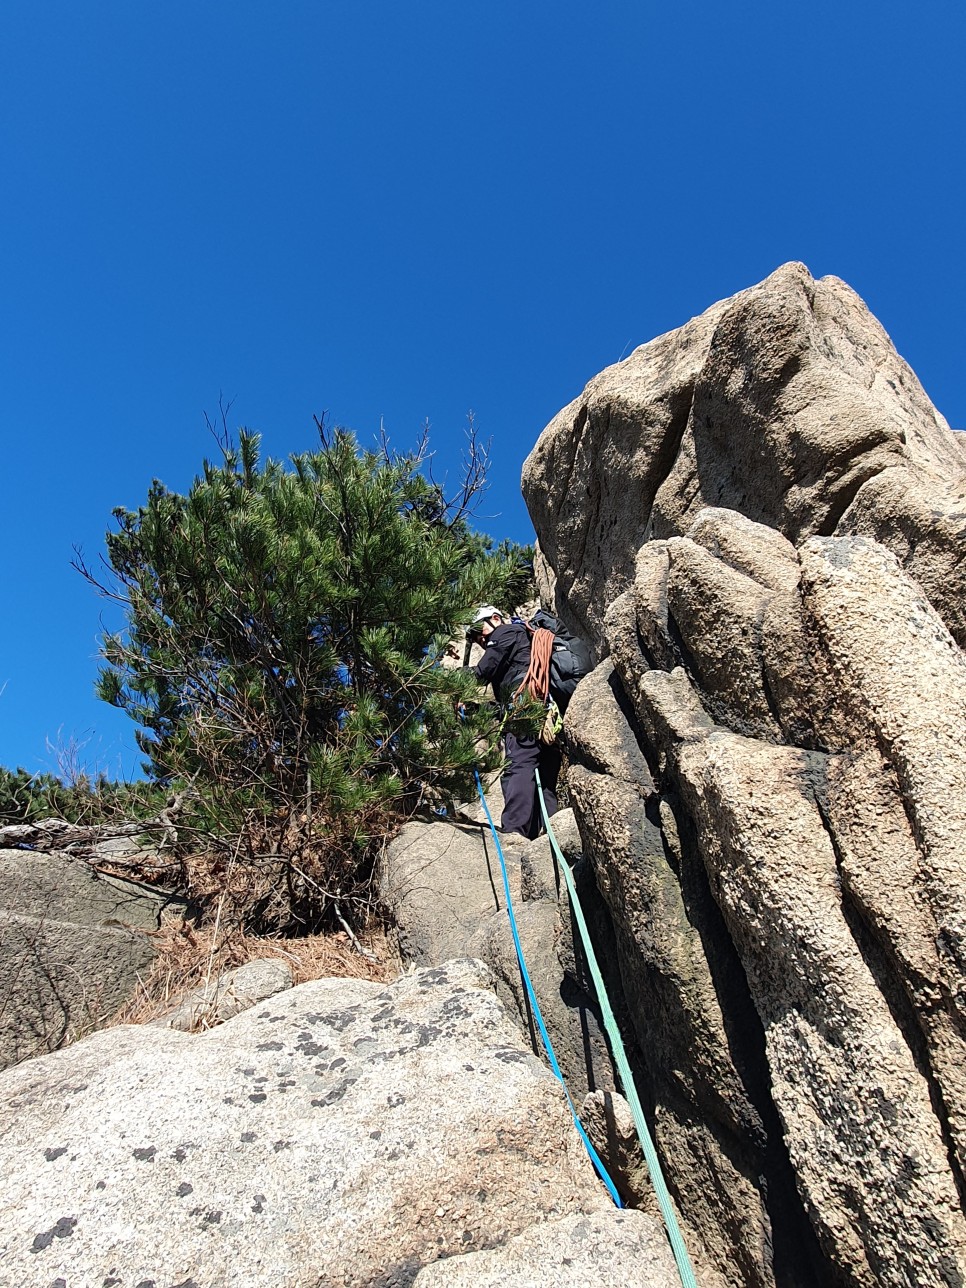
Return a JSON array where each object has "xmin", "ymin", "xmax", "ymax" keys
[
  {"xmin": 524, "ymin": 268, "xmax": 966, "ymax": 1288},
  {"xmin": 601, "ymin": 525, "xmax": 966, "ymax": 1286},
  {"xmin": 0, "ymin": 959, "xmax": 676, "ymax": 1287},
  {"xmin": 412, "ymin": 1209, "xmax": 680, "ymax": 1286},
  {"xmin": 153, "ymin": 956, "xmax": 295, "ymax": 1032},
  {"xmin": 523, "ymin": 261, "xmax": 966, "ymax": 650},
  {"xmin": 382, "ymin": 815, "xmax": 618, "ymax": 1114},
  {"xmin": 0, "ymin": 849, "xmax": 185, "ymax": 1069}
]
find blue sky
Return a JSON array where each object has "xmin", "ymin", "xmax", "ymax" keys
[{"xmin": 1, "ymin": 1, "xmax": 963, "ymax": 780}]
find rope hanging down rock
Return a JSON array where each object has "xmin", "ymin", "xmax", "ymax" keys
[
  {"xmin": 536, "ymin": 768, "xmax": 699, "ymax": 1288},
  {"xmin": 470, "ymin": 768, "xmax": 622, "ymax": 1206}
]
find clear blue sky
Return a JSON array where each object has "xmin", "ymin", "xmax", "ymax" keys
[{"xmin": 1, "ymin": 1, "xmax": 963, "ymax": 780}]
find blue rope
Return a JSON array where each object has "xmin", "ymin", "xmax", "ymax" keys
[{"xmin": 471, "ymin": 768, "xmax": 622, "ymax": 1207}]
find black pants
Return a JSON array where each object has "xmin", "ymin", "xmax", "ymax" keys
[{"xmin": 501, "ymin": 733, "xmax": 562, "ymax": 839}]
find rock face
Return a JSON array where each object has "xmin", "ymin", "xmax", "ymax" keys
[
  {"xmin": 412, "ymin": 1209, "xmax": 680, "ymax": 1286},
  {"xmin": 523, "ymin": 265, "xmax": 966, "ymax": 1287},
  {"xmin": 382, "ymin": 814, "xmax": 618, "ymax": 1109},
  {"xmin": 0, "ymin": 849, "xmax": 184, "ymax": 1069},
  {"xmin": 524, "ymin": 261, "xmax": 966, "ymax": 651},
  {"xmin": 0, "ymin": 959, "xmax": 676, "ymax": 1287},
  {"xmin": 154, "ymin": 956, "xmax": 295, "ymax": 1032}
]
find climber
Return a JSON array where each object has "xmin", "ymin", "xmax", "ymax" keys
[{"xmin": 462, "ymin": 606, "xmax": 561, "ymax": 840}]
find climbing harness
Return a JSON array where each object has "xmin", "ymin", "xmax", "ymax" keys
[
  {"xmin": 535, "ymin": 769, "xmax": 698, "ymax": 1288},
  {"xmin": 471, "ymin": 768, "xmax": 622, "ymax": 1207}
]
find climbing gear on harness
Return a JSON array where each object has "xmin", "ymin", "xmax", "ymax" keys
[
  {"xmin": 470, "ymin": 766, "xmax": 622, "ymax": 1207},
  {"xmin": 540, "ymin": 697, "xmax": 563, "ymax": 745},
  {"xmin": 535, "ymin": 769, "xmax": 698, "ymax": 1288}
]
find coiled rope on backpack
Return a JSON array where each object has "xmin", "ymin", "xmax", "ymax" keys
[{"xmin": 513, "ymin": 625, "xmax": 555, "ymax": 703}]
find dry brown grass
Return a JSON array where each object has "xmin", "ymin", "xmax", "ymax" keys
[{"xmin": 114, "ymin": 921, "xmax": 396, "ymax": 1028}]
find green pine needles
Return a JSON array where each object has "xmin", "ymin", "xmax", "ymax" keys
[
  {"xmin": 0, "ymin": 765, "xmax": 166, "ymax": 827},
  {"xmin": 84, "ymin": 420, "xmax": 532, "ymax": 932}
]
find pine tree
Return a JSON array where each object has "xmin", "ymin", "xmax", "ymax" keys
[
  {"xmin": 0, "ymin": 764, "xmax": 166, "ymax": 826},
  {"xmin": 82, "ymin": 420, "xmax": 532, "ymax": 931}
]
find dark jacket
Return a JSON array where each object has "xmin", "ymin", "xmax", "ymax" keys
[{"xmin": 472, "ymin": 621, "xmax": 531, "ymax": 704}]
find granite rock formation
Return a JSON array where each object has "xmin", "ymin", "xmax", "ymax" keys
[
  {"xmin": 523, "ymin": 264, "xmax": 966, "ymax": 1287},
  {"xmin": 382, "ymin": 811, "xmax": 619, "ymax": 1109},
  {"xmin": 0, "ymin": 849, "xmax": 185, "ymax": 1069},
  {"xmin": 0, "ymin": 959, "xmax": 677, "ymax": 1287},
  {"xmin": 524, "ymin": 262, "xmax": 966, "ymax": 650}
]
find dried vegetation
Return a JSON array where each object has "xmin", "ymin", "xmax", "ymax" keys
[{"xmin": 114, "ymin": 920, "xmax": 395, "ymax": 1029}]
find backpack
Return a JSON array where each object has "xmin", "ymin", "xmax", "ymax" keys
[{"xmin": 527, "ymin": 610, "xmax": 592, "ymax": 709}]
